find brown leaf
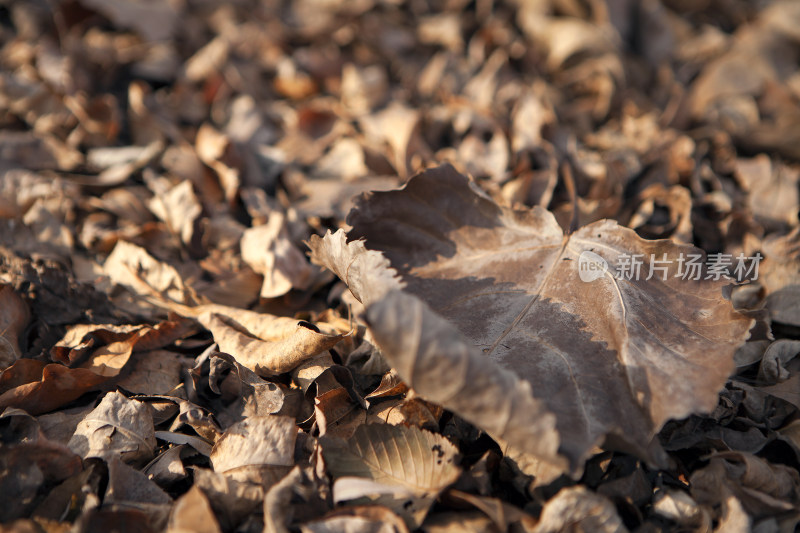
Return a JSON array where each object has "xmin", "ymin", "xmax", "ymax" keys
[
  {"xmin": 104, "ymin": 240, "xmax": 202, "ymax": 315},
  {"xmin": 0, "ymin": 438, "xmax": 82, "ymax": 522},
  {"xmin": 105, "ymin": 455, "xmax": 172, "ymax": 506},
  {"xmin": 77, "ymin": 0, "xmax": 179, "ymax": 42},
  {"xmin": 0, "ymin": 359, "xmax": 108, "ymax": 415},
  {"xmin": 0, "ymin": 283, "xmax": 29, "ymax": 369},
  {"xmin": 208, "ymin": 351, "xmax": 298, "ymax": 423},
  {"xmin": 370, "ymin": 398, "xmax": 442, "ymax": 431},
  {"xmin": 193, "ymin": 467, "xmax": 269, "ymax": 531},
  {"xmin": 311, "ymin": 164, "xmax": 753, "ymax": 471}
]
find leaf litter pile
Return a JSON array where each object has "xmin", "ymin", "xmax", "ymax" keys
[{"xmin": 1, "ymin": 0, "xmax": 800, "ymax": 531}]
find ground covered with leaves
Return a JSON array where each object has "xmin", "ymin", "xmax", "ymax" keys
[{"xmin": 1, "ymin": 0, "xmax": 800, "ymax": 532}]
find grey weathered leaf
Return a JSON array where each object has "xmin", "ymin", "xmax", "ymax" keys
[
  {"xmin": 365, "ymin": 291, "xmax": 562, "ymax": 472},
  {"xmin": 311, "ymin": 164, "xmax": 753, "ymax": 471}
]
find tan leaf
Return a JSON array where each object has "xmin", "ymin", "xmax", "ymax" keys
[
  {"xmin": 301, "ymin": 507, "xmax": 409, "ymax": 533},
  {"xmin": 735, "ymin": 155, "xmax": 799, "ymax": 229},
  {"xmin": 197, "ymin": 311, "xmax": 346, "ymax": 376},
  {"xmin": 68, "ymin": 391, "xmax": 157, "ymax": 465},
  {"xmin": 759, "ymin": 227, "xmax": 800, "ymax": 327},
  {"xmin": 147, "ymin": 179, "xmax": 203, "ymax": 246},
  {"xmin": 167, "ymin": 486, "xmax": 222, "ymax": 533},
  {"xmin": 240, "ymin": 210, "xmax": 313, "ymax": 298},
  {"xmin": 531, "ymin": 486, "xmax": 627, "ymax": 533},
  {"xmin": 210, "ymin": 415, "xmax": 296, "ymax": 473},
  {"xmin": 0, "ymin": 284, "xmax": 29, "ymax": 369},
  {"xmin": 104, "ymin": 240, "xmax": 201, "ymax": 312},
  {"xmin": 322, "ymin": 423, "xmax": 461, "ymax": 528}
]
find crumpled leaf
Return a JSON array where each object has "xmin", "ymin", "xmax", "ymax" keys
[
  {"xmin": 192, "ymin": 467, "xmax": 266, "ymax": 531},
  {"xmin": 311, "ymin": 164, "xmax": 753, "ymax": 471},
  {"xmin": 210, "ymin": 415, "xmax": 296, "ymax": 474},
  {"xmin": 69, "ymin": 391, "xmax": 157, "ymax": 465},
  {"xmin": 300, "ymin": 506, "xmax": 409, "ymax": 533},
  {"xmin": 147, "ymin": 179, "xmax": 203, "ymax": 247},
  {"xmin": 531, "ymin": 486, "xmax": 627, "ymax": 533},
  {"xmin": 651, "ymin": 489, "xmax": 712, "ymax": 532},
  {"xmin": 240, "ymin": 210, "xmax": 314, "ymax": 298},
  {"xmin": 690, "ymin": 451, "xmax": 800, "ymax": 521},
  {"xmin": 207, "ymin": 351, "xmax": 297, "ymax": 423},
  {"xmin": 0, "ymin": 434, "xmax": 83, "ymax": 522},
  {"xmin": 322, "ymin": 423, "xmax": 461, "ymax": 528},
  {"xmin": 759, "ymin": 228, "xmax": 800, "ymax": 327},
  {"xmin": 0, "ymin": 283, "xmax": 30, "ymax": 369},
  {"xmin": 196, "ymin": 309, "xmax": 348, "ymax": 377},
  {"xmin": 104, "ymin": 240, "xmax": 202, "ymax": 315}
]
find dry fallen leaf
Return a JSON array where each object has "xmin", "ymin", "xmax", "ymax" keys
[
  {"xmin": 311, "ymin": 164, "xmax": 752, "ymax": 472},
  {"xmin": 0, "ymin": 283, "xmax": 30, "ymax": 369},
  {"xmin": 691, "ymin": 451, "xmax": 800, "ymax": 522},
  {"xmin": 196, "ymin": 309, "xmax": 348, "ymax": 377},
  {"xmin": 759, "ymin": 228, "xmax": 800, "ymax": 327},
  {"xmin": 3, "ymin": 0, "xmax": 800, "ymax": 530},
  {"xmin": 0, "ymin": 359, "xmax": 109, "ymax": 415},
  {"xmin": 322, "ymin": 423, "xmax": 461, "ymax": 528},
  {"xmin": 210, "ymin": 415, "xmax": 296, "ymax": 474},
  {"xmin": 166, "ymin": 485, "xmax": 222, "ymax": 533},
  {"xmin": 240, "ymin": 210, "xmax": 314, "ymax": 298},
  {"xmin": 532, "ymin": 486, "xmax": 628, "ymax": 533},
  {"xmin": 68, "ymin": 391, "xmax": 157, "ymax": 465}
]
